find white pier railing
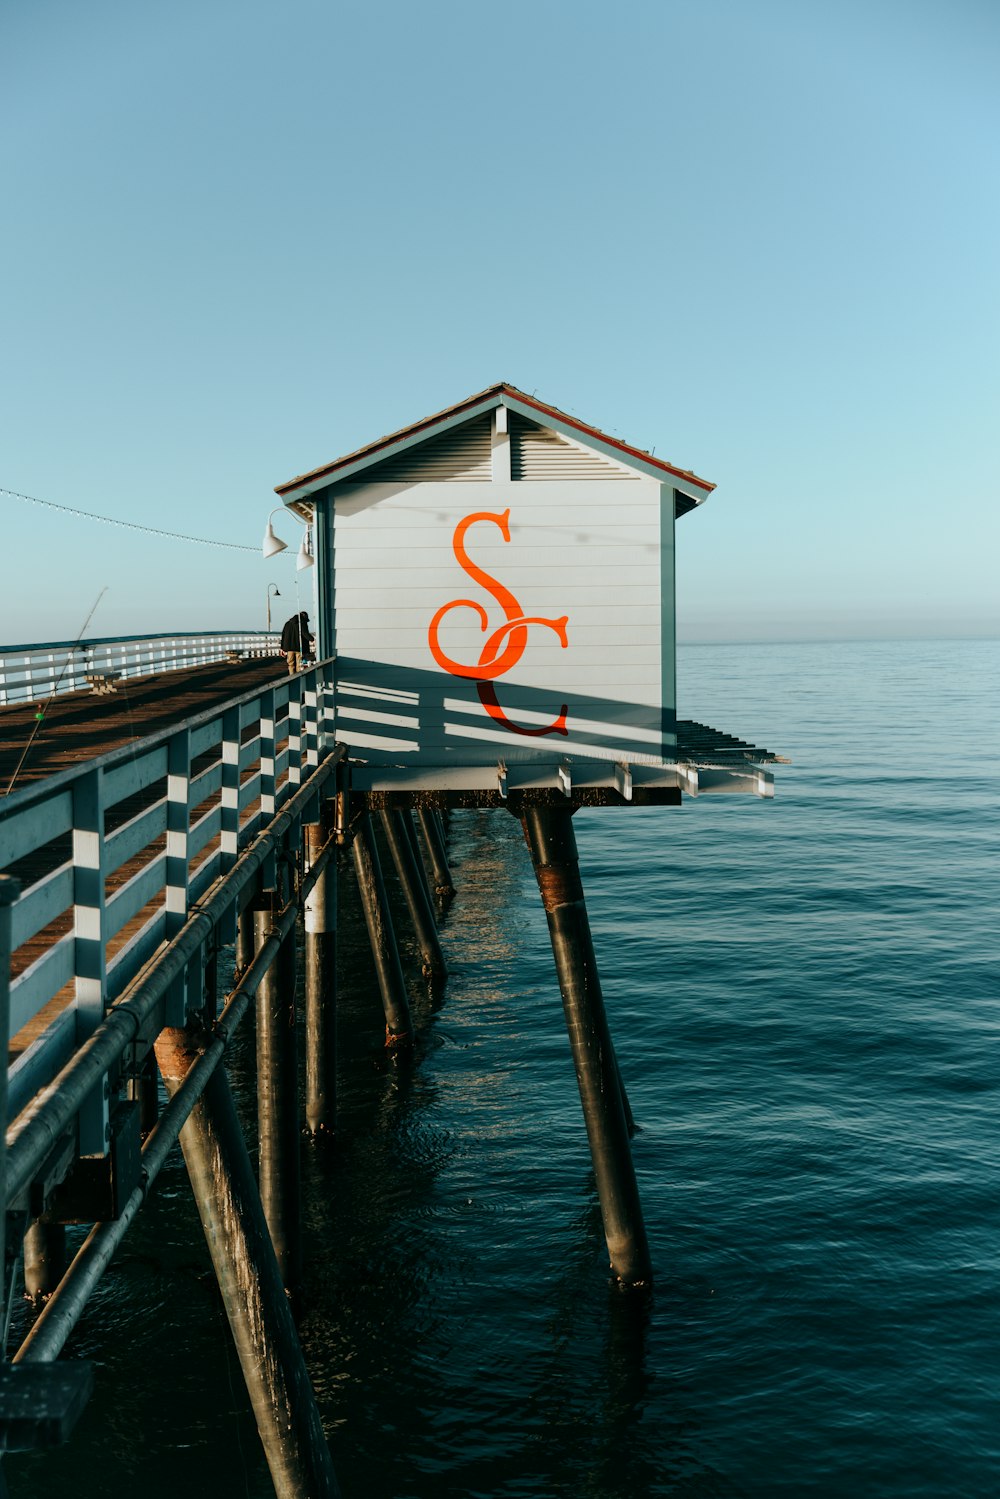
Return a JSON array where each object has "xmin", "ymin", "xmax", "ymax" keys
[
  {"xmin": 0, "ymin": 631, "xmax": 280, "ymax": 706},
  {"xmin": 0, "ymin": 657, "xmax": 336, "ymax": 1134}
]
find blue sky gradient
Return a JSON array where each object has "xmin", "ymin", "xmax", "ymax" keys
[{"xmin": 2, "ymin": 0, "xmax": 997, "ymax": 644}]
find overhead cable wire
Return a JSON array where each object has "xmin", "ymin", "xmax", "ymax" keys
[{"xmin": 1, "ymin": 484, "xmax": 259, "ymax": 552}]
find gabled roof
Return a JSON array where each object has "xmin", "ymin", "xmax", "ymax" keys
[{"xmin": 274, "ymin": 382, "xmax": 715, "ymax": 505}]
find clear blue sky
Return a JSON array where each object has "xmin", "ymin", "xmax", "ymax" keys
[{"xmin": 2, "ymin": 0, "xmax": 997, "ymax": 646}]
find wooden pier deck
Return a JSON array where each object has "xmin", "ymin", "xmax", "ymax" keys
[
  {"xmin": 0, "ymin": 656, "xmax": 288, "ymax": 793},
  {"xmin": 1, "ymin": 656, "xmax": 294, "ymax": 1064}
]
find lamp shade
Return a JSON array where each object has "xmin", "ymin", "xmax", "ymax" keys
[
  {"xmin": 296, "ymin": 531, "xmax": 315, "ymax": 570},
  {"xmin": 263, "ymin": 520, "xmax": 288, "ymax": 558}
]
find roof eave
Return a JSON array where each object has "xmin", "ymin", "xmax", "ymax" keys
[
  {"xmin": 274, "ymin": 384, "xmax": 507, "ymax": 503},
  {"xmin": 274, "ymin": 381, "xmax": 715, "ymax": 504}
]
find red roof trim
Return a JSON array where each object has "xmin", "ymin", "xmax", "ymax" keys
[
  {"xmin": 505, "ymin": 388, "xmax": 715, "ymax": 491},
  {"xmin": 275, "ymin": 382, "xmax": 714, "ymax": 496}
]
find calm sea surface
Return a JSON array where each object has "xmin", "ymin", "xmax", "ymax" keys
[{"xmin": 9, "ymin": 638, "xmax": 999, "ymax": 1498}]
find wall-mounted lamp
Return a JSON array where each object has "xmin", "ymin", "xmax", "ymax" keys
[
  {"xmin": 295, "ymin": 530, "xmax": 314, "ymax": 571},
  {"xmin": 262, "ymin": 506, "xmax": 315, "ymax": 570},
  {"xmin": 262, "ymin": 507, "xmax": 287, "ymax": 558}
]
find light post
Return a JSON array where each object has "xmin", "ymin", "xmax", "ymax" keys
[{"xmin": 266, "ymin": 584, "xmax": 281, "ymax": 633}]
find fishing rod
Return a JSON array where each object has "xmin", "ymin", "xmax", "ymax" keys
[{"xmin": 3, "ymin": 587, "xmax": 108, "ymax": 797}]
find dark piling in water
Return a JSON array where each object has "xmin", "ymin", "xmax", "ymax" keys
[
  {"xmin": 154, "ymin": 1027, "xmax": 340, "ymax": 1498},
  {"xmin": 520, "ymin": 803, "xmax": 652, "ymax": 1288},
  {"xmin": 304, "ymin": 819, "xmax": 337, "ymax": 1135},
  {"xmin": 417, "ymin": 806, "xmax": 455, "ymax": 899},
  {"xmin": 254, "ymin": 905, "xmax": 301, "ymax": 1295},
  {"xmin": 379, "ymin": 809, "xmax": 447, "ymax": 981},
  {"xmin": 350, "ymin": 808, "xmax": 413, "ymax": 1047}
]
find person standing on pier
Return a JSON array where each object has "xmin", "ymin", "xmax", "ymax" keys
[{"xmin": 280, "ymin": 610, "xmax": 310, "ymax": 675}]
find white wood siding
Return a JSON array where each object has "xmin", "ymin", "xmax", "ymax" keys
[
  {"xmin": 330, "ymin": 474, "xmax": 669, "ymax": 771},
  {"xmin": 355, "ymin": 413, "xmax": 492, "ymax": 482},
  {"xmin": 509, "ymin": 412, "xmax": 640, "ymax": 481}
]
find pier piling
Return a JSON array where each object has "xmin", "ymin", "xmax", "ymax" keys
[
  {"xmin": 304, "ymin": 819, "xmax": 338, "ymax": 1135},
  {"xmin": 154, "ymin": 1028, "xmax": 340, "ymax": 1498},
  {"xmin": 254, "ymin": 905, "xmax": 301, "ymax": 1295},
  {"xmin": 130, "ymin": 1052, "xmax": 160, "ymax": 1138},
  {"xmin": 520, "ymin": 804, "xmax": 652, "ymax": 1288},
  {"xmin": 23, "ymin": 1222, "xmax": 67, "ymax": 1306},
  {"xmin": 417, "ymin": 807, "xmax": 455, "ymax": 899},
  {"xmin": 401, "ymin": 808, "xmax": 435, "ymax": 911},
  {"xmin": 235, "ymin": 899, "xmax": 256, "ymax": 978},
  {"xmin": 350, "ymin": 809, "xmax": 413, "ymax": 1047},
  {"xmin": 379, "ymin": 809, "xmax": 448, "ymax": 981}
]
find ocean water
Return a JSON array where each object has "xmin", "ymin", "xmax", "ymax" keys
[{"xmin": 8, "ymin": 638, "xmax": 999, "ymax": 1498}]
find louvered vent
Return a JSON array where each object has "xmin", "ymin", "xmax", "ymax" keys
[
  {"xmin": 510, "ymin": 412, "xmax": 638, "ymax": 481},
  {"xmin": 365, "ymin": 414, "xmax": 491, "ymax": 482}
]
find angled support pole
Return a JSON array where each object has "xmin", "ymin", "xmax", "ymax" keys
[
  {"xmin": 254, "ymin": 905, "xmax": 301, "ymax": 1296},
  {"xmin": 416, "ymin": 807, "xmax": 455, "ymax": 899},
  {"xmin": 350, "ymin": 809, "xmax": 413, "ymax": 1047},
  {"xmin": 400, "ymin": 808, "xmax": 436, "ymax": 914},
  {"xmin": 154, "ymin": 1028, "xmax": 340, "ymax": 1498},
  {"xmin": 379, "ymin": 810, "xmax": 447, "ymax": 982},
  {"xmin": 520, "ymin": 804, "xmax": 652, "ymax": 1288}
]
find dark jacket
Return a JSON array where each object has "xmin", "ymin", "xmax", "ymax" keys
[{"xmin": 280, "ymin": 612, "xmax": 309, "ymax": 652}]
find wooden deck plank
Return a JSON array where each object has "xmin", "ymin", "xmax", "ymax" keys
[
  {"xmin": 2, "ymin": 658, "xmax": 293, "ymax": 1071},
  {"xmin": 0, "ymin": 657, "xmax": 289, "ymax": 793}
]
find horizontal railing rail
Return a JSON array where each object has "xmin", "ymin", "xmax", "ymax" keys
[
  {"xmin": 0, "ymin": 631, "xmax": 281, "ymax": 705},
  {"xmin": 1, "ymin": 657, "xmax": 337, "ymax": 1143}
]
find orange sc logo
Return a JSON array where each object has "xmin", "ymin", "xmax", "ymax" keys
[{"xmin": 428, "ymin": 509, "xmax": 570, "ymax": 738}]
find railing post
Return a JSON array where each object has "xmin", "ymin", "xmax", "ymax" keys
[
  {"xmin": 165, "ymin": 729, "xmax": 192, "ymax": 938},
  {"xmin": 287, "ymin": 682, "xmax": 303, "ymax": 790},
  {"xmin": 221, "ymin": 705, "xmax": 241, "ymax": 872},
  {"xmin": 303, "ymin": 674, "xmax": 318, "ymax": 770},
  {"xmin": 164, "ymin": 728, "xmax": 192, "ymax": 1027},
  {"xmin": 319, "ymin": 660, "xmax": 336, "ymax": 754},
  {"xmin": 260, "ymin": 689, "xmax": 276, "ymax": 819},
  {"xmin": 1, "ymin": 875, "xmax": 21, "ymax": 1285},
  {"xmin": 72, "ymin": 768, "xmax": 109, "ymax": 1155}
]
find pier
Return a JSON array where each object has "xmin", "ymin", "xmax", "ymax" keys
[{"xmin": 1, "ymin": 387, "xmax": 783, "ymax": 1495}]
